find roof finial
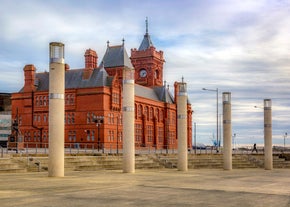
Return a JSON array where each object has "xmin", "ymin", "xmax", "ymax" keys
[
  {"xmin": 122, "ymin": 38, "xmax": 125, "ymax": 45},
  {"xmin": 182, "ymin": 76, "xmax": 184, "ymax": 83},
  {"xmin": 145, "ymin": 17, "xmax": 148, "ymax": 34},
  {"xmin": 107, "ymin": 40, "xmax": 110, "ymax": 47}
]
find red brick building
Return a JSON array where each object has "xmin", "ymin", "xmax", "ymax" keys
[{"xmin": 11, "ymin": 26, "xmax": 193, "ymax": 150}]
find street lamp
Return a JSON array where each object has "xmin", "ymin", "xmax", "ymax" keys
[
  {"xmin": 202, "ymin": 88, "xmax": 219, "ymax": 152},
  {"xmin": 93, "ymin": 115, "xmax": 104, "ymax": 151}
]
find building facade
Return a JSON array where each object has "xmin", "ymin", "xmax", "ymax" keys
[
  {"xmin": 11, "ymin": 26, "xmax": 193, "ymax": 150},
  {"xmin": 0, "ymin": 93, "xmax": 11, "ymax": 147}
]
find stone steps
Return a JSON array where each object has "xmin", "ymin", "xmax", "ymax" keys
[
  {"xmin": 0, "ymin": 158, "xmax": 27, "ymax": 173},
  {"xmin": 12, "ymin": 155, "xmax": 164, "ymax": 172},
  {"xmin": 3, "ymin": 154, "xmax": 290, "ymax": 172},
  {"xmin": 157, "ymin": 154, "xmax": 259, "ymax": 169}
]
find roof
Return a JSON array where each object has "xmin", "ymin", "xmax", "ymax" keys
[
  {"xmin": 20, "ymin": 67, "xmax": 176, "ymax": 104},
  {"xmin": 138, "ymin": 33, "xmax": 154, "ymax": 51},
  {"xmin": 153, "ymin": 86, "xmax": 174, "ymax": 103},
  {"xmin": 135, "ymin": 85, "xmax": 174, "ymax": 104},
  {"xmin": 21, "ymin": 67, "xmax": 111, "ymax": 92},
  {"xmin": 101, "ymin": 44, "xmax": 133, "ymax": 68}
]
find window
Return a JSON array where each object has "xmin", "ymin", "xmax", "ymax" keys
[
  {"xmin": 68, "ymin": 131, "xmax": 76, "ymax": 142},
  {"xmin": 43, "ymin": 96, "xmax": 47, "ymax": 106},
  {"xmin": 144, "ymin": 107, "xmax": 148, "ymax": 120},
  {"xmin": 138, "ymin": 105, "xmax": 142, "ymax": 118},
  {"xmin": 39, "ymin": 96, "xmax": 43, "ymax": 106},
  {"xmin": 67, "ymin": 113, "xmax": 71, "ymax": 124},
  {"xmin": 43, "ymin": 131, "xmax": 47, "ymax": 141},
  {"xmin": 91, "ymin": 130, "xmax": 95, "ymax": 141},
  {"xmin": 147, "ymin": 125, "xmax": 153, "ymax": 142},
  {"xmin": 149, "ymin": 107, "xmax": 153, "ymax": 120},
  {"xmin": 33, "ymin": 131, "xmax": 37, "ymax": 142},
  {"xmin": 158, "ymin": 127, "xmax": 163, "ymax": 143},
  {"xmin": 135, "ymin": 124, "xmax": 142, "ymax": 142},
  {"xmin": 71, "ymin": 113, "xmax": 75, "ymax": 124},
  {"xmin": 36, "ymin": 96, "xmax": 39, "ymax": 106},
  {"xmin": 156, "ymin": 109, "xmax": 159, "ymax": 122},
  {"xmin": 87, "ymin": 130, "xmax": 90, "ymax": 141},
  {"xmin": 108, "ymin": 130, "xmax": 114, "ymax": 142}
]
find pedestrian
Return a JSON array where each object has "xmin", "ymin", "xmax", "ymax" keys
[{"xmin": 252, "ymin": 143, "xmax": 258, "ymax": 153}]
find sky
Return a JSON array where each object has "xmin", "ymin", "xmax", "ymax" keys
[{"xmin": 1, "ymin": 0, "xmax": 290, "ymax": 146}]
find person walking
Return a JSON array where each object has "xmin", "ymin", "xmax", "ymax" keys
[{"xmin": 252, "ymin": 143, "xmax": 258, "ymax": 153}]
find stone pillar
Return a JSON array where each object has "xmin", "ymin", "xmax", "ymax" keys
[
  {"xmin": 177, "ymin": 79, "xmax": 188, "ymax": 171},
  {"xmin": 223, "ymin": 92, "xmax": 232, "ymax": 170},
  {"xmin": 122, "ymin": 66, "xmax": 135, "ymax": 173},
  {"xmin": 48, "ymin": 42, "xmax": 65, "ymax": 177},
  {"xmin": 264, "ymin": 99, "xmax": 272, "ymax": 170}
]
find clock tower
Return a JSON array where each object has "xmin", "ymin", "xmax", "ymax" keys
[{"xmin": 131, "ymin": 19, "xmax": 165, "ymax": 87}]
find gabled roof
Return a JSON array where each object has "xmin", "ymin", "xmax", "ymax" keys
[{"xmin": 101, "ymin": 44, "xmax": 133, "ymax": 68}]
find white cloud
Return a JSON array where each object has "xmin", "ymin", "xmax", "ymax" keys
[{"xmin": 0, "ymin": 0, "xmax": 289, "ymax": 145}]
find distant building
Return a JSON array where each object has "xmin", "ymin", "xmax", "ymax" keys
[
  {"xmin": 0, "ymin": 93, "xmax": 11, "ymax": 147},
  {"xmin": 11, "ymin": 23, "xmax": 193, "ymax": 150},
  {"xmin": 0, "ymin": 93, "xmax": 11, "ymax": 111}
]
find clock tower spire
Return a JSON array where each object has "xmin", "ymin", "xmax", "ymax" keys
[{"xmin": 131, "ymin": 18, "xmax": 165, "ymax": 87}]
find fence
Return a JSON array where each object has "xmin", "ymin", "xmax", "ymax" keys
[{"xmin": 1, "ymin": 142, "xmax": 290, "ymax": 156}]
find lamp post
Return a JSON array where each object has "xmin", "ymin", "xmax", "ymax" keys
[
  {"xmin": 284, "ymin": 132, "xmax": 288, "ymax": 150},
  {"xmin": 93, "ymin": 115, "xmax": 104, "ymax": 152},
  {"xmin": 202, "ymin": 88, "xmax": 219, "ymax": 152}
]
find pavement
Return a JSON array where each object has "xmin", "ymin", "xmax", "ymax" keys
[{"xmin": 1, "ymin": 169, "xmax": 290, "ymax": 207}]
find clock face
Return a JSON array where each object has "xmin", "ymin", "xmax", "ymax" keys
[{"xmin": 139, "ymin": 69, "xmax": 147, "ymax": 77}]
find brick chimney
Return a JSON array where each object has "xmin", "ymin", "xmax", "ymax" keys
[
  {"xmin": 83, "ymin": 49, "xmax": 98, "ymax": 79},
  {"xmin": 85, "ymin": 49, "xmax": 98, "ymax": 68},
  {"xmin": 23, "ymin": 64, "xmax": 36, "ymax": 92}
]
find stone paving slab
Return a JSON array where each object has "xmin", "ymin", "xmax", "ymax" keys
[{"xmin": 0, "ymin": 169, "xmax": 290, "ymax": 207}]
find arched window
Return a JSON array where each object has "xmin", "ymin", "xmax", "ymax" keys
[
  {"xmin": 149, "ymin": 107, "xmax": 153, "ymax": 121},
  {"xmin": 43, "ymin": 96, "xmax": 47, "ymax": 106},
  {"xmin": 39, "ymin": 96, "xmax": 43, "ymax": 106}
]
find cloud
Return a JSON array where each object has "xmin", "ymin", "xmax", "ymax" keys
[{"xmin": 0, "ymin": 0, "xmax": 290, "ymax": 145}]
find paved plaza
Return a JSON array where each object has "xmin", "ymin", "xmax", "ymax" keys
[{"xmin": 1, "ymin": 169, "xmax": 290, "ymax": 207}]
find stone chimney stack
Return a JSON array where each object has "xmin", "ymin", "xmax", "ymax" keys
[{"xmin": 23, "ymin": 64, "xmax": 36, "ymax": 92}]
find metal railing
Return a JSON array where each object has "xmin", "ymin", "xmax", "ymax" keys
[{"xmin": 2, "ymin": 142, "xmax": 290, "ymax": 156}]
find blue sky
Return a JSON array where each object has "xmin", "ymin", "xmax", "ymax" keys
[{"xmin": 1, "ymin": 0, "xmax": 290, "ymax": 146}]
